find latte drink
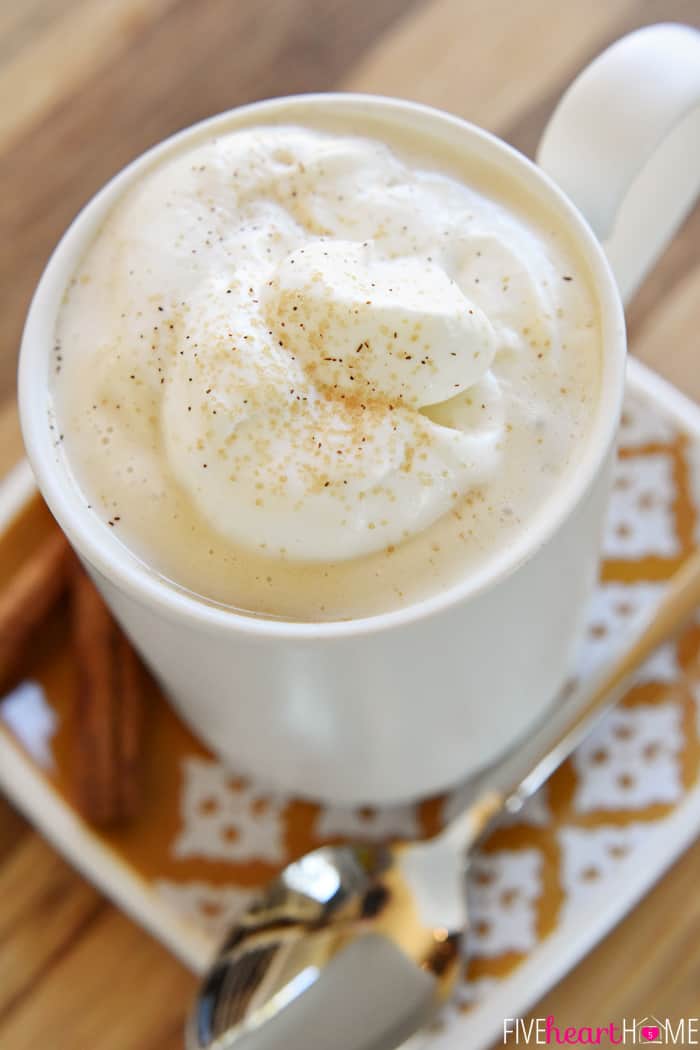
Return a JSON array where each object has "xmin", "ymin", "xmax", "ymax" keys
[{"xmin": 52, "ymin": 117, "xmax": 601, "ymax": 621}]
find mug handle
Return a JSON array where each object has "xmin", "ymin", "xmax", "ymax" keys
[{"xmin": 536, "ymin": 23, "xmax": 700, "ymax": 305}]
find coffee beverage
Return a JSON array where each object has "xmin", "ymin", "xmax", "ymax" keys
[
  {"xmin": 26, "ymin": 30, "xmax": 691, "ymax": 801},
  {"xmin": 52, "ymin": 119, "xmax": 600, "ymax": 621}
]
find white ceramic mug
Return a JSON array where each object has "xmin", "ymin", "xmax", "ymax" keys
[{"xmin": 19, "ymin": 24, "xmax": 700, "ymax": 804}]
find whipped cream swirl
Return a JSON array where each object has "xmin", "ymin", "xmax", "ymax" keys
[{"xmin": 55, "ymin": 125, "xmax": 598, "ymax": 567}]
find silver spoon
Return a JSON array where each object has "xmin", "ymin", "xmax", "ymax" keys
[{"xmin": 187, "ymin": 548, "xmax": 700, "ymax": 1050}]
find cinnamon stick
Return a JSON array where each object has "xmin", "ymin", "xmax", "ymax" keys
[
  {"xmin": 0, "ymin": 530, "xmax": 71, "ymax": 691},
  {"xmin": 72, "ymin": 569, "xmax": 118, "ymax": 825},
  {"xmin": 114, "ymin": 628, "xmax": 144, "ymax": 822},
  {"xmin": 71, "ymin": 566, "xmax": 145, "ymax": 826},
  {"xmin": 0, "ymin": 524, "xmax": 145, "ymax": 825}
]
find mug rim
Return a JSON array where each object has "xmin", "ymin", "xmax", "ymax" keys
[{"xmin": 18, "ymin": 92, "xmax": 626, "ymax": 640}]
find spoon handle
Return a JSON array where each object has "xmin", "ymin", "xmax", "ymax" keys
[{"xmin": 445, "ymin": 545, "xmax": 700, "ymax": 849}]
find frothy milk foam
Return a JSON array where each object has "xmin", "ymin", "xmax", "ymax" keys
[{"xmin": 53, "ymin": 118, "xmax": 601, "ymax": 621}]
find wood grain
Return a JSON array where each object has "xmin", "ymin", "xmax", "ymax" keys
[
  {"xmin": 344, "ymin": 0, "xmax": 636, "ymax": 129},
  {"xmin": 0, "ymin": 0, "xmax": 179, "ymax": 153},
  {"xmin": 0, "ymin": 1, "xmax": 698, "ymax": 1048},
  {"xmin": 632, "ymin": 261, "xmax": 700, "ymax": 403},
  {"xmin": 0, "ymin": 837, "xmax": 103, "ymax": 1026},
  {"xmin": 0, "ymin": 401, "xmax": 22, "ymax": 478}
]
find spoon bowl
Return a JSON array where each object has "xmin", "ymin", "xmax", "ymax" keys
[{"xmin": 188, "ymin": 841, "xmax": 463, "ymax": 1050}]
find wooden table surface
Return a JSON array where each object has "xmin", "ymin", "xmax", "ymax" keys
[{"xmin": 1, "ymin": 2, "xmax": 699, "ymax": 1047}]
